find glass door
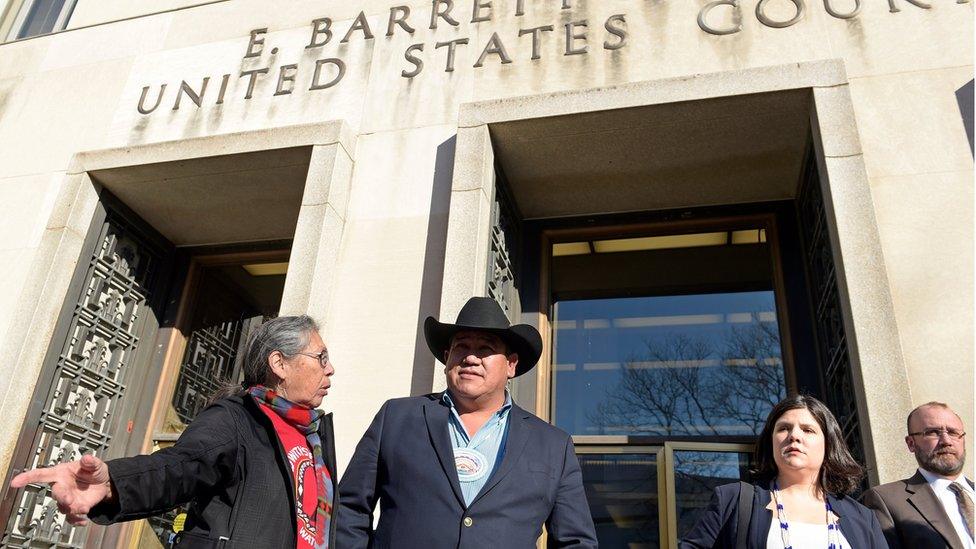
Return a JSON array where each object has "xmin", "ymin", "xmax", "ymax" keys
[
  {"xmin": 576, "ymin": 446, "xmax": 664, "ymax": 548},
  {"xmin": 663, "ymin": 442, "xmax": 753, "ymax": 545},
  {"xmin": 553, "ymin": 291, "xmax": 785, "ymax": 438},
  {"xmin": 544, "ymin": 216, "xmax": 790, "ymax": 548},
  {"xmin": 573, "ymin": 442, "xmax": 753, "ymax": 548}
]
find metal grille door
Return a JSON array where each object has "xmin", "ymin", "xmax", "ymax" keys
[
  {"xmin": 2, "ymin": 202, "xmax": 171, "ymax": 548},
  {"xmin": 171, "ymin": 319, "xmax": 246, "ymax": 425},
  {"xmin": 486, "ymin": 180, "xmax": 521, "ymax": 320}
]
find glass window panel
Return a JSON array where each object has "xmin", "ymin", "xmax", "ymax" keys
[
  {"xmin": 553, "ymin": 292, "xmax": 786, "ymax": 436},
  {"xmin": 579, "ymin": 452, "xmax": 660, "ymax": 549},
  {"xmin": 16, "ymin": 0, "xmax": 68, "ymax": 39},
  {"xmin": 673, "ymin": 450, "xmax": 751, "ymax": 539}
]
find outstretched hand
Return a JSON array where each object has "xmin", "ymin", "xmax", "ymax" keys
[{"xmin": 10, "ymin": 454, "xmax": 114, "ymax": 526}]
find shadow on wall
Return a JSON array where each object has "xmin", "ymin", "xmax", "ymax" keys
[
  {"xmin": 409, "ymin": 135, "xmax": 456, "ymax": 395},
  {"xmin": 956, "ymin": 80, "xmax": 974, "ymax": 158}
]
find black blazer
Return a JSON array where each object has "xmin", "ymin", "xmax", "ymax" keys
[
  {"xmin": 90, "ymin": 393, "xmax": 338, "ymax": 548},
  {"xmin": 680, "ymin": 482, "xmax": 889, "ymax": 549},
  {"xmin": 337, "ymin": 394, "xmax": 598, "ymax": 548}
]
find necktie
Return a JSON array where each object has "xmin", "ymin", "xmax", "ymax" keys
[{"xmin": 948, "ymin": 482, "xmax": 975, "ymax": 541}]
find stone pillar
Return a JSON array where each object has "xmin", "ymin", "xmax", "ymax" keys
[
  {"xmin": 811, "ymin": 83, "xmax": 916, "ymax": 484},
  {"xmin": 0, "ymin": 171, "xmax": 98, "ymax": 482},
  {"xmin": 279, "ymin": 142, "xmax": 354, "ymax": 330},
  {"xmin": 432, "ymin": 124, "xmax": 496, "ymax": 392}
]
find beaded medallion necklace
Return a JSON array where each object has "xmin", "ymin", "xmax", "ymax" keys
[
  {"xmin": 451, "ymin": 413, "xmax": 506, "ymax": 483},
  {"xmin": 771, "ymin": 480, "xmax": 841, "ymax": 549}
]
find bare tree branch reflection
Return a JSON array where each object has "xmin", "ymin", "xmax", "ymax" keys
[
  {"xmin": 588, "ymin": 318, "xmax": 785, "ymax": 438},
  {"xmin": 584, "ymin": 317, "xmax": 783, "ymax": 539}
]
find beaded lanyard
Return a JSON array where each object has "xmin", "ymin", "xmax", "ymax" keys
[{"xmin": 771, "ymin": 480, "xmax": 841, "ymax": 549}]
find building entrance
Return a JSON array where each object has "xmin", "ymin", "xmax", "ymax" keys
[
  {"xmin": 0, "ymin": 191, "xmax": 292, "ymax": 548},
  {"xmin": 1, "ymin": 140, "xmax": 311, "ymax": 548},
  {"xmin": 139, "ymin": 250, "xmax": 288, "ymax": 548},
  {"xmin": 464, "ymin": 86, "xmax": 872, "ymax": 546},
  {"xmin": 542, "ymin": 216, "xmax": 787, "ymax": 548},
  {"xmin": 495, "ymin": 184, "xmax": 865, "ymax": 547},
  {"xmin": 0, "ymin": 194, "xmax": 177, "ymax": 549},
  {"xmin": 518, "ymin": 199, "xmax": 859, "ymax": 547}
]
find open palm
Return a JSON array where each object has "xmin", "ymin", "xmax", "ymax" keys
[{"xmin": 10, "ymin": 454, "xmax": 113, "ymax": 526}]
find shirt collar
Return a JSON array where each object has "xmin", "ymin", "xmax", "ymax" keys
[
  {"xmin": 442, "ymin": 390, "xmax": 512, "ymax": 416},
  {"xmin": 919, "ymin": 468, "xmax": 975, "ymax": 495}
]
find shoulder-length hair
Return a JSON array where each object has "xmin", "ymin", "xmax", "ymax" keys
[{"xmin": 751, "ymin": 395, "xmax": 865, "ymax": 496}]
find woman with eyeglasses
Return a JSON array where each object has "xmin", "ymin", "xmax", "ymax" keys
[
  {"xmin": 680, "ymin": 395, "xmax": 888, "ymax": 548},
  {"xmin": 11, "ymin": 315, "xmax": 337, "ymax": 549}
]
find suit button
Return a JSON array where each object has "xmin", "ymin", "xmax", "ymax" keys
[{"xmin": 463, "ymin": 517, "xmax": 473, "ymax": 527}]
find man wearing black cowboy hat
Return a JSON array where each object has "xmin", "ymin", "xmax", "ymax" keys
[{"xmin": 336, "ymin": 297, "xmax": 598, "ymax": 548}]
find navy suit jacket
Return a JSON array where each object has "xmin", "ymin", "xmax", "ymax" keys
[
  {"xmin": 680, "ymin": 482, "xmax": 889, "ymax": 549},
  {"xmin": 337, "ymin": 394, "xmax": 598, "ymax": 548}
]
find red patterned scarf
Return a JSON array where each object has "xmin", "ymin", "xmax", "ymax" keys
[{"xmin": 249, "ymin": 385, "xmax": 333, "ymax": 548}]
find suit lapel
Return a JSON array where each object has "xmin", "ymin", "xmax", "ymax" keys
[
  {"xmin": 906, "ymin": 471, "xmax": 965, "ymax": 549},
  {"xmin": 469, "ymin": 405, "xmax": 531, "ymax": 507},
  {"xmin": 423, "ymin": 397, "xmax": 466, "ymax": 508}
]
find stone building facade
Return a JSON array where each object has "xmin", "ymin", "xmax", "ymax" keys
[{"xmin": 0, "ymin": 0, "xmax": 972, "ymax": 546}]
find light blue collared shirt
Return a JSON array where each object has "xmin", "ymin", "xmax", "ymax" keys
[{"xmin": 442, "ymin": 391, "xmax": 513, "ymax": 506}]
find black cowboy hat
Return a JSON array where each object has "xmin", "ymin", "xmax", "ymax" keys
[{"xmin": 424, "ymin": 297, "xmax": 543, "ymax": 377}]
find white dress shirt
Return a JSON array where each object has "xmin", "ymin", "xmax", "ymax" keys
[{"xmin": 919, "ymin": 468, "xmax": 975, "ymax": 549}]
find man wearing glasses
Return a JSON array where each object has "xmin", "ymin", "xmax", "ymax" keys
[{"xmin": 863, "ymin": 401, "xmax": 974, "ymax": 549}]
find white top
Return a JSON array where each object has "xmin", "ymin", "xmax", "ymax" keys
[
  {"xmin": 919, "ymin": 468, "xmax": 975, "ymax": 549},
  {"xmin": 765, "ymin": 521, "xmax": 851, "ymax": 549}
]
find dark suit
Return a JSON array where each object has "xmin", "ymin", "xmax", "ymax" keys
[
  {"xmin": 337, "ymin": 394, "xmax": 598, "ymax": 548},
  {"xmin": 680, "ymin": 482, "xmax": 888, "ymax": 548},
  {"xmin": 861, "ymin": 471, "xmax": 975, "ymax": 549}
]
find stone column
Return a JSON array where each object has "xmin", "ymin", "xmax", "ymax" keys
[
  {"xmin": 811, "ymin": 83, "xmax": 915, "ymax": 484},
  {"xmin": 279, "ymin": 142, "xmax": 354, "ymax": 330},
  {"xmin": 0, "ymin": 171, "xmax": 98, "ymax": 481},
  {"xmin": 432, "ymin": 124, "xmax": 496, "ymax": 392}
]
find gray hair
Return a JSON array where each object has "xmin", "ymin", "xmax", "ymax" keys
[
  {"xmin": 209, "ymin": 315, "xmax": 319, "ymax": 403},
  {"xmin": 241, "ymin": 315, "xmax": 319, "ymax": 387}
]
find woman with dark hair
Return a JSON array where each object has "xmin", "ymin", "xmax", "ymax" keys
[
  {"xmin": 10, "ymin": 315, "xmax": 337, "ymax": 548},
  {"xmin": 681, "ymin": 395, "xmax": 888, "ymax": 548}
]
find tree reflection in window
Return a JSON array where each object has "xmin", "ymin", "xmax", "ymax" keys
[{"xmin": 554, "ymin": 292, "xmax": 786, "ymax": 437}]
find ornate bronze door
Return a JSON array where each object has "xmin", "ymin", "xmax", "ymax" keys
[
  {"xmin": 142, "ymin": 255, "xmax": 284, "ymax": 548},
  {"xmin": 487, "ymin": 176, "xmax": 522, "ymax": 320},
  {"xmin": 0, "ymin": 194, "xmax": 175, "ymax": 548}
]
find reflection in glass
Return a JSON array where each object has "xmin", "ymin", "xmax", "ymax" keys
[
  {"xmin": 673, "ymin": 450, "xmax": 751, "ymax": 539},
  {"xmin": 17, "ymin": 0, "xmax": 71, "ymax": 39},
  {"xmin": 553, "ymin": 292, "xmax": 786, "ymax": 436},
  {"xmin": 579, "ymin": 453, "xmax": 659, "ymax": 549}
]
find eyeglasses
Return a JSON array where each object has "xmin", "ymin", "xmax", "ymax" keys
[
  {"xmin": 908, "ymin": 428, "xmax": 966, "ymax": 440},
  {"xmin": 295, "ymin": 349, "xmax": 330, "ymax": 367}
]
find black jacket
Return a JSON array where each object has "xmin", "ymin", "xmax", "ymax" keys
[
  {"xmin": 337, "ymin": 394, "xmax": 598, "ymax": 549},
  {"xmin": 89, "ymin": 393, "xmax": 338, "ymax": 548},
  {"xmin": 680, "ymin": 482, "xmax": 888, "ymax": 549}
]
